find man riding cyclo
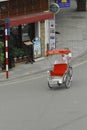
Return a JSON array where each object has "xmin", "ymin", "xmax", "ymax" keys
[{"xmin": 46, "ymin": 48, "xmax": 73, "ymax": 88}]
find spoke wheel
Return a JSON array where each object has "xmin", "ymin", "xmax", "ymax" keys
[
  {"xmin": 65, "ymin": 75, "xmax": 71, "ymax": 88},
  {"xmin": 69, "ymin": 67, "xmax": 73, "ymax": 78},
  {"xmin": 48, "ymin": 82, "xmax": 52, "ymax": 89}
]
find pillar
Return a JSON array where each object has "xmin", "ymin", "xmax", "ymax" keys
[{"xmin": 40, "ymin": 21, "xmax": 45, "ymax": 57}]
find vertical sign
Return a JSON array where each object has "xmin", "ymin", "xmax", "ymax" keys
[
  {"xmin": 4, "ymin": 18, "xmax": 10, "ymax": 36},
  {"xmin": 58, "ymin": 0, "xmax": 70, "ymax": 8},
  {"xmin": 33, "ymin": 37, "xmax": 41, "ymax": 58},
  {"xmin": 49, "ymin": 16, "xmax": 55, "ymax": 50}
]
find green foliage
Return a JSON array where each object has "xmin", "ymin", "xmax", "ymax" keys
[
  {"xmin": 19, "ymin": 48, "xmax": 25, "ymax": 57},
  {"xmin": 13, "ymin": 48, "xmax": 25, "ymax": 58},
  {"xmin": 0, "ymin": 41, "xmax": 4, "ymax": 67}
]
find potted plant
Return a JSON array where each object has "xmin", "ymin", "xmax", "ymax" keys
[
  {"xmin": 18, "ymin": 48, "xmax": 25, "ymax": 62},
  {"xmin": 13, "ymin": 48, "xmax": 25, "ymax": 63},
  {"xmin": 13, "ymin": 48, "xmax": 19, "ymax": 62}
]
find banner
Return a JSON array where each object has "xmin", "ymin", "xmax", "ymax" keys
[
  {"xmin": 49, "ymin": 16, "xmax": 56, "ymax": 50},
  {"xmin": 4, "ymin": 18, "xmax": 10, "ymax": 35},
  {"xmin": 58, "ymin": 0, "xmax": 70, "ymax": 8},
  {"xmin": 33, "ymin": 37, "xmax": 41, "ymax": 58}
]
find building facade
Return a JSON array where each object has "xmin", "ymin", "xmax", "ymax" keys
[
  {"xmin": 0, "ymin": 0, "xmax": 54, "ymax": 60},
  {"xmin": 0, "ymin": 0, "xmax": 49, "ymax": 19}
]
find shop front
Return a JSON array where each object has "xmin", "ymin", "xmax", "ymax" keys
[
  {"xmin": 0, "ymin": 0, "xmax": 55, "ymax": 70},
  {"xmin": 10, "ymin": 12, "xmax": 54, "ymax": 60}
]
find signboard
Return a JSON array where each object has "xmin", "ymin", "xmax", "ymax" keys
[
  {"xmin": 58, "ymin": 0, "xmax": 70, "ymax": 8},
  {"xmin": 22, "ymin": 33, "xmax": 29, "ymax": 42},
  {"xmin": 49, "ymin": 17, "xmax": 56, "ymax": 50},
  {"xmin": 22, "ymin": 24, "xmax": 30, "ymax": 42},
  {"xmin": 4, "ymin": 18, "xmax": 10, "ymax": 35},
  {"xmin": 50, "ymin": 3, "xmax": 60, "ymax": 14},
  {"xmin": 33, "ymin": 37, "xmax": 41, "ymax": 58}
]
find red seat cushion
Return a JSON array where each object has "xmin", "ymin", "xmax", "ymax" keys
[{"xmin": 50, "ymin": 63, "xmax": 67, "ymax": 76}]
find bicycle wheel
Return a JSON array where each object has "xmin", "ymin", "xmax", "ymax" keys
[{"xmin": 65, "ymin": 74, "xmax": 72, "ymax": 88}]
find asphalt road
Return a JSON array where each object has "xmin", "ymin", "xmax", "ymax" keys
[{"xmin": 0, "ymin": 59, "xmax": 87, "ymax": 130}]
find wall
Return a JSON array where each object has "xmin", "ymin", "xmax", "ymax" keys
[{"xmin": 0, "ymin": 0, "xmax": 49, "ymax": 19}]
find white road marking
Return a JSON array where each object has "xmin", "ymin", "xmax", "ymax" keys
[
  {"xmin": 73, "ymin": 59, "xmax": 87, "ymax": 68},
  {"xmin": 0, "ymin": 74, "xmax": 46, "ymax": 86},
  {"xmin": 1, "ymin": 59, "xmax": 87, "ymax": 86}
]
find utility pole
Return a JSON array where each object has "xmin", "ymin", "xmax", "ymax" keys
[{"xmin": 0, "ymin": 20, "xmax": 9, "ymax": 79}]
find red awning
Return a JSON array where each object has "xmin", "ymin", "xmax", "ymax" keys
[{"xmin": 10, "ymin": 12, "xmax": 54, "ymax": 27}]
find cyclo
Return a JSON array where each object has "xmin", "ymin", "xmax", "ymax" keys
[{"xmin": 46, "ymin": 49, "xmax": 73, "ymax": 89}]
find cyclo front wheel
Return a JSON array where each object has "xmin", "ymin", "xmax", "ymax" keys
[{"xmin": 65, "ymin": 74, "xmax": 72, "ymax": 88}]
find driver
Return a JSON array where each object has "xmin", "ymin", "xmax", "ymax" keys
[{"xmin": 62, "ymin": 48, "xmax": 72, "ymax": 64}]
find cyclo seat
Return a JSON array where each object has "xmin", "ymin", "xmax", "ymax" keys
[{"xmin": 50, "ymin": 63, "xmax": 67, "ymax": 76}]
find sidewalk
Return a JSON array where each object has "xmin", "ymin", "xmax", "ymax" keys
[
  {"xmin": 55, "ymin": 0, "xmax": 87, "ymax": 57},
  {"xmin": 0, "ymin": 57, "xmax": 50, "ymax": 81},
  {"xmin": 0, "ymin": 0, "xmax": 87, "ymax": 81}
]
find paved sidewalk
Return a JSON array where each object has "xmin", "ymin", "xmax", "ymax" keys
[
  {"xmin": 55, "ymin": 0, "xmax": 87, "ymax": 57},
  {"xmin": 0, "ymin": 57, "xmax": 50, "ymax": 81},
  {"xmin": 0, "ymin": 0, "xmax": 87, "ymax": 81}
]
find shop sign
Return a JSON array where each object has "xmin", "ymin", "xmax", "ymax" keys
[
  {"xmin": 50, "ymin": 3, "xmax": 60, "ymax": 14},
  {"xmin": 49, "ymin": 17, "xmax": 56, "ymax": 50},
  {"xmin": 4, "ymin": 18, "xmax": 10, "ymax": 36},
  {"xmin": 58, "ymin": 0, "xmax": 70, "ymax": 8},
  {"xmin": 22, "ymin": 24, "xmax": 29, "ymax": 42},
  {"xmin": 33, "ymin": 37, "xmax": 41, "ymax": 58},
  {"xmin": 22, "ymin": 33, "xmax": 29, "ymax": 42}
]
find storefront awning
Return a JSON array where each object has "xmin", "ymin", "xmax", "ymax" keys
[{"xmin": 10, "ymin": 12, "xmax": 54, "ymax": 27}]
